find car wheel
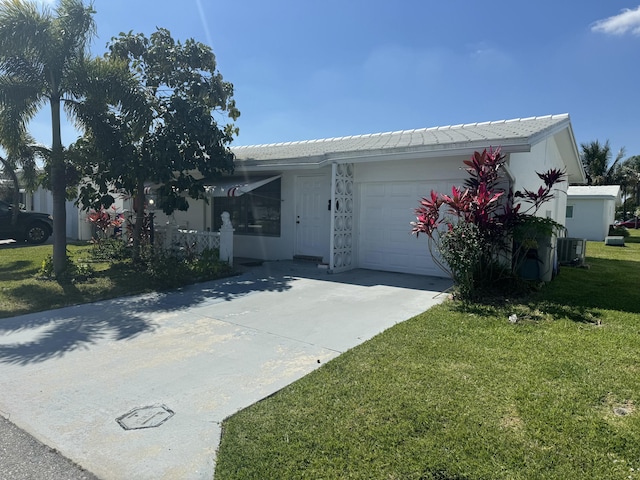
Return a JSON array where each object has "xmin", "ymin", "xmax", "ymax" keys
[{"xmin": 25, "ymin": 222, "xmax": 51, "ymax": 244}]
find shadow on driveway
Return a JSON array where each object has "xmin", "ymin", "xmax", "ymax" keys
[{"xmin": 0, "ymin": 260, "xmax": 450, "ymax": 367}]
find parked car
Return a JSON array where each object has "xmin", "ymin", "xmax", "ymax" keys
[
  {"xmin": 0, "ymin": 200, "xmax": 53, "ymax": 244},
  {"xmin": 617, "ymin": 218, "xmax": 640, "ymax": 229}
]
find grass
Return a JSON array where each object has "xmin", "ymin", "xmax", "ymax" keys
[
  {"xmin": 214, "ymin": 231, "xmax": 640, "ymax": 479},
  {"xmin": 0, "ymin": 241, "xmax": 230, "ymax": 319},
  {"xmin": 0, "ymin": 243, "xmax": 139, "ymax": 318}
]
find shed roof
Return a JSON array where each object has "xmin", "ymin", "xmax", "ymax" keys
[
  {"xmin": 231, "ymin": 113, "xmax": 585, "ymax": 183},
  {"xmin": 568, "ymin": 185, "xmax": 622, "ymax": 202}
]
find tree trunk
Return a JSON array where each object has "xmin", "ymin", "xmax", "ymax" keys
[
  {"xmin": 50, "ymin": 95, "xmax": 67, "ymax": 276},
  {"xmin": 132, "ymin": 178, "xmax": 145, "ymax": 262}
]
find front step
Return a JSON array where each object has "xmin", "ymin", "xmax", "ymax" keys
[
  {"xmin": 293, "ymin": 255, "xmax": 330, "ymax": 270},
  {"xmin": 293, "ymin": 255, "xmax": 323, "ymax": 263}
]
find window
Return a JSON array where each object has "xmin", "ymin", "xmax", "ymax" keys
[
  {"xmin": 213, "ymin": 178, "xmax": 281, "ymax": 236},
  {"xmin": 566, "ymin": 205, "xmax": 574, "ymax": 218}
]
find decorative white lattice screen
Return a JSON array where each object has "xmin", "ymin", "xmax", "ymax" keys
[{"xmin": 330, "ymin": 163, "xmax": 355, "ymax": 272}]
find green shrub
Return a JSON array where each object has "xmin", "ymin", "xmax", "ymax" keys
[
  {"xmin": 609, "ymin": 225, "xmax": 630, "ymax": 237},
  {"xmin": 38, "ymin": 253, "xmax": 95, "ymax": 283},
  {"xmin": 89, "ymin": 238, "xmax": 130, "ymax": 262},
  {"xmin": 140, "ymin": 247, "xmax": 191, "ymax": 289},
  {"xmin": 191, "ymin": 248, "xmax": 232, "ymax": 280},
  {"xmin": 138, "ymin": 246, "xmax": 232, "ymax": 289}
]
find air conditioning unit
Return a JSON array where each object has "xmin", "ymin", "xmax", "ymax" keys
[{"xmin": 557, "ymin": 237, "xmax": 587, "ymax": 266}]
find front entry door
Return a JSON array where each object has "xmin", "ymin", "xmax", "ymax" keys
[{"xmin": 295, "ymin": 175, "xmax": 330, "ymax": 260}]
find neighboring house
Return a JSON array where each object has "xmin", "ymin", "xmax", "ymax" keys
[
  {"xmin": 19, "ymin": 186, "xmax": 82, "ymax": 240},
  {"xmin": 565, "ymin": 185, "xmax": 622, "ymax": 241},
  {"xmin": 20, "ymin": 185, "xmax": 128, "ymax": 241},
  {"xmin": 151, "ymin": 114, "xmax": 586, "ymax": 278}
]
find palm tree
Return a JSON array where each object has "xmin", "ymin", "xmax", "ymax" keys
[
  {"xmin": 618, "ymin": 155, "xmax": 640, "ymax": 218},
  {"xmin": 0, "ymin": 0, "xmax": 95, "ymax": 275},
  {"xmin": 580, "ymin": 139, "xmax": 626, "ymax": 185}
]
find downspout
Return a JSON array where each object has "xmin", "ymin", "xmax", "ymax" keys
[{"xmin": 501, "ymin": 160, "xmax": 515, "ymax": 186}]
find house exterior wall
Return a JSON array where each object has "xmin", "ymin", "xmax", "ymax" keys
[
  {"xmin": 152, "ymin": 200, "xmax": 207, "ymax": 231},
  {"xmin": 159, "ymin": 169, "xmax": 332, "ymax": 262},
  {"xmin": 565, "ymin": 197, "xmax": 615, "ymax": 241},
  {"xmin": 354, "ymin": 155, "xmax": 468, "ymax": 184},
  {"xmin": 509, "ymin": 138, "xmax": 569, "ymax": 227},
  {"xmin": 504, "ymin": 139, "xmax": 569, "ymax": 282},
  {"xmin": 196, "ymin": 157, "xmax": 472, "ymax": 268},
  {"xmin": 231, "ymin": 170, "xmax": 303, "ymax": 261},
  {"xmin": 24, "ymin": 186, "xmax": 83, "ymax": 240},
  {"xmin": 159, "ymin": 145, "xmax": 572, "ymax": 277},
  {"xmin": 353, "ymin": 157, "xmax": 468, "ymax": 276}
]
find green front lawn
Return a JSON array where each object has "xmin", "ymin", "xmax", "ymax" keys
[
  {"xmin": 215, "ymin": 231, "xmax": 640, "ymax": 479},
  {"xmin": 0, "ymin": 243, "xmax": 142, "ymax": 318},
  {"xmin": 0, "ymin": 241, "xmax": 231, "ymax": 319}
]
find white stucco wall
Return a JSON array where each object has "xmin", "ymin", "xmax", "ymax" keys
[
  {"xmin": 508, "ymin": 138, "xmax": 568, "ymax": 227},
  {"xmin": 231, "ymin": 158, "xmax": 471, "ymax": 264},
  {"xmin": 505, "ymin": 139, "xmax": 569, "ymax": 281},
  {"xmin": 565, "ymin": 197, "xmax": 616, "ymax": 241},
  {"xmin": 355, "ymin": 155, "xmax": 468, "ymax": 184}
]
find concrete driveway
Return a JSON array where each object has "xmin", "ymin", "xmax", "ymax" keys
[{"xmin": 0, "ymin": 261, "xmax": 450, "ymax": 479}]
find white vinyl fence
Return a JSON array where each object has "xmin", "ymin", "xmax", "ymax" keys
[{"xmin": 153, "ymin": 212, "xmax": 234, "ymax": 265}]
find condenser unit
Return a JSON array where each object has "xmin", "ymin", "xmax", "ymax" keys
[{"xmin": 557, "ymin": 237, "xmax": 587, "ymax": 266}]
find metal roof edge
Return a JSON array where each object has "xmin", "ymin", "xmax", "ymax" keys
[
  {"xmin": 525, "ymin": 114, "xmax": 571, "ymax": 145},
  {"xmin": 231, "ymin": 114, "xmax": 572, "ymax": 150},
  {"xmin": 235, "ymin": 142, "xmax": 532, "ymax": 170}
]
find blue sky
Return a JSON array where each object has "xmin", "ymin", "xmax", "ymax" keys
[{"xmin": 31, "ymin": 0, "xmax": 640, "ymax": 162}]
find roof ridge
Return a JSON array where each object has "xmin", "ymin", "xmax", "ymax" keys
[{"xmin": 232, "ymin": 114, "xmax": 570, "ymax": 149}]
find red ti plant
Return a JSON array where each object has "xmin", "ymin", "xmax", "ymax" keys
[
  {"xmin": 87, "ymin": 205, "xmax": 124, "ymax": 241},
  {"xmin": 411, "ymin": 147, "xmax": 565, "ymax": 298}
]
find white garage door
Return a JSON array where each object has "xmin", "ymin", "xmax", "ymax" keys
[{"xmin": 359, "ymin": 181, "xmax": 449, "ymax": 277}]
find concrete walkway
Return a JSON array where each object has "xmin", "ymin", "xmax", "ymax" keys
[{"xmin": 0, "ymin": 261, "xmax": 450, "ymax": 479}]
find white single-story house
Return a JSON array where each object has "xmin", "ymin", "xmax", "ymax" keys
[
  {"xmin": 151, "ymin": 113, "xmax": 586, "ymax": 278},
  {"xmin": 565, "ymin": 185, "xmax": 622, "ymax": 241}
]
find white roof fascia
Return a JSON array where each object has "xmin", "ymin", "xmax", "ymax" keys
[
  {"xmin": 558, "ymin": 121, "xmax": 587, "ymax": 185},
  {"xmin": 235, "ymin": 142, "xmax": 532, "ymax": 172},
  {"xmin": 568, "ymin": 185, "xmax": 622, "ymax": 202},
  {"xmin": 525, "ymin": 114, "xmax": 571, "ymax": 146}
]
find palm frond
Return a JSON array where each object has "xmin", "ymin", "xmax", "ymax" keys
[{"xmin": 0, "ymin": 0, "xmax": 53, "ymax": 63}]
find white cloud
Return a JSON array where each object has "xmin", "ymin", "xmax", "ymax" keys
[{"xmin": 591, "ymin": 6, "xmax": 640, "ymax": 36}]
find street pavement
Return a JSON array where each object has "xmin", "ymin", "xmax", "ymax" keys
[
  {"xmin": 0, "ymin": 260, "xmax": 450, "ymax": 479},
  {"xmin": 0, "ymin": 415, "xmax": 97, "ymax": 480}
]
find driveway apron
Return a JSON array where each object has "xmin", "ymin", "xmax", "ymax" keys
[{"xmin": 0, "ymin": 261, "xmax": 450, "ymax": 479}]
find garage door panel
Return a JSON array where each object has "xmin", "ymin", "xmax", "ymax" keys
[
  {"xmin": 364, "ymin": 184, "xmax": 386, "ymax": 197},
  {"xmin": 359, "ymin": 182, "xmax": 447, "ymax": 277}
]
